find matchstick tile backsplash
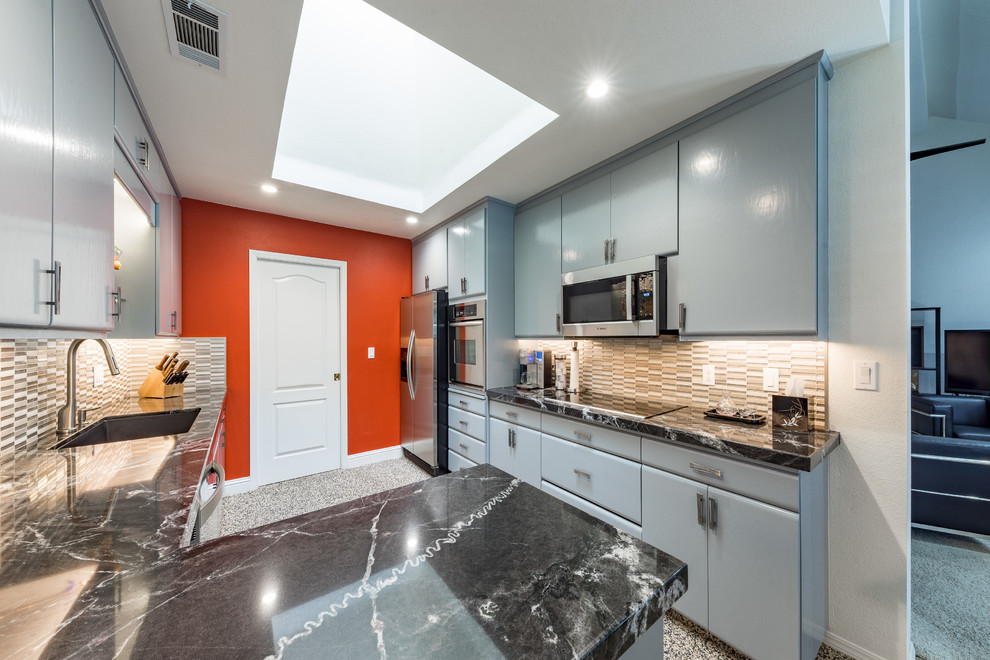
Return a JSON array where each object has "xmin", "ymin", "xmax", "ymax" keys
[
  {"xmin": 519, "ymin": 338, "xmax": 828, "ymax": 430},
  {"xmin": 0, "ymin": 337, "xmax": 225, "ymax": 463}
]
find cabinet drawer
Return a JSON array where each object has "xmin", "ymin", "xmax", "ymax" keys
[
  {"xmin": 490, "ymin": 401, "xmax": 541, "ymax": 430},
  {"xmin": 542, "ymin": 481, "xmax": 642, "ymax": 539},
  {"xmin": 541, "ymin": 434, "xmax": 642, "ymax": 523},
  {"xmin": 448, "ymin": 407, "xmax": 486, "ymax": 442},
  {"xmin": 449, "ymin": 391, "xmax": 486, "ymax": 416},
  {"xmin": 642, "ymin": 437, "xmax": 799, "ymax": 512},
  {"xmin": 541, "ymin": 414, "xmax": 640, "ymax": 461},
  {"xmin": 489, "ymin": 418, "xmax": 541, "ymax": 488},
  {"xmin": 447, "ymin": 449, "xmax": 478, "ymax": 472},
  {"xmin": 448, "ymin": 428, "xmax": 486, "ymax": 464}
]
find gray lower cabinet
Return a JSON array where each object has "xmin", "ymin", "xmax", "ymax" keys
[
  {"xmin": 489, "ymin": 418, "xmax": 541, "ymax": 488},
  {"xmin": 677, "ymin": 71, "xmax": 826, "ymax": 337},
  {"xmin": 514, "ymin": 197, "xmax": 562, "ymax": 336}
]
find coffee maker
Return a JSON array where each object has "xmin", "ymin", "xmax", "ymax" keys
[{"xmin": 517, "ymin": 349, "xmax": 553, "ymax": 390}]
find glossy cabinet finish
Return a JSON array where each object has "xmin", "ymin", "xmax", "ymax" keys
[
  {"xmin": 542, "ymin": 480, "xmax": 642, "ymax": 538},
  {"xmin": 678, "ymin": 76, "xmax": 822, "ymax": 336},
  {"xmin": 610, "ymin": 143, "xmax": 678, "ymax": 260},
  {"xmin": 447, "ymin": 206, "xmax": 486, "ymax": 300},
  {"xmin": 0, "ymin": 0, "xmax": 54, "ymax": 327},
  {"xmin": 411, "ymin": 230, "xmax": 447, "ymax": 294},
  {"xmin": 541, "ymin": 434, "xmax": 642, "ymax": 523},
  {"xmin": 157, "ymin": 186, "xmax": 182, "ymax": 335},
  {"xmin": 50, "ymin": 0, "xmax": 114, "ymax": 330},
  {"xmin": 489, "ymin": 418, "xmax": 541, "ymax": 488},
  {"xmin": 514, "ymin": 197, "xmax": 562, "ymax": 336},
  {"xmin": 560, "ymin": 174, "xmax": 610, "ymax": 272}
]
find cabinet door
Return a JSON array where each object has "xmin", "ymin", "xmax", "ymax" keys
[
  {"xmin": 514, "ymin": 198, "xmax": 562, "ymax": 336},
  {"xmin": 0, "ymin": 0, "xmax": 53, "ymax": 327},
  {"xmin": 110, "ymin": 163, "xmax": 156, "ymax": 338},
  {"xmin": 610, "ymin": 143, "xmax": 678, "ymax": 260},
  {"xmin": 678, "ymin": 78, "xmax": 818, "ymax": 336},
  {"xmin": 641, "ymin": 465, "xmax": 709, "ymax": 628},
  {"xmin": 460, "ymin": 206, "xmax": 486, "ymax": 298},
  {"xmin": 707, "ymin": 486, "xmax": 800, "ymax": 660},
  {"xmin": 157, "ymin": 186, "xmax": 182, "ymax": 336},
  {"xmin": 490, "ymin": 418, "xmax": 541, "ymax": 488},
  {"xmin": 412, "ymin": 230, "xmax": 447, "ymax": 294},
  {"xmin": 51, "ymin": 0, "xmax": 114, "ymax": 330},
  {"xmin": 114, "ymin": 64, "xmax": 150, "ymax": 167},
  {"xmin": 561, "ymin": 174, "xmax": 610, "ymax": 272},
  {"xmin": 446, "ymin": 219, "xmax": 465, "ymax": 295}
]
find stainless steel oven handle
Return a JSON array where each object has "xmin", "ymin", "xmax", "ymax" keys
[{"xmin": 449, "ymin": 320, "xmax": 484, "ymax": 327}]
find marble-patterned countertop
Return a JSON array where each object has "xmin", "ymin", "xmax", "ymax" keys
[
  {"xmin": 0, "ymin": 389, "xmax": 225, "ymax": 660},
  {"xmin": 488, "ymin": 387, "xmax": 840, "ymax": 471}
]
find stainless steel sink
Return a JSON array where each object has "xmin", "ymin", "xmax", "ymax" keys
[{"xmin": 53, "ymin": 409, "xmax": 201, "ymax": 449}]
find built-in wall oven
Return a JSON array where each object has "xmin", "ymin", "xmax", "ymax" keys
[
  {"xmin": 561, "ymin": 255, "xmax": 672, "ymax": 337},
  {"xmin": 449, "ymin": 300, "xmax": 485, "ymax": 389}
]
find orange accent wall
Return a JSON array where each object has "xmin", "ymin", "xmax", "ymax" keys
[{"xmin": 180, "ymin": 199, "xmax": 411, "ymax": 480}]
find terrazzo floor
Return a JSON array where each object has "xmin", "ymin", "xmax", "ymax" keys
[{"xmin": 220, "ymin": 458, "xmax": 852, "ymax": 660}]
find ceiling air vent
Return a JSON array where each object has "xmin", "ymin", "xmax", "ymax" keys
[{"xmin": 161, "ymin": 0, "xmax": 228, "ymax": 74}]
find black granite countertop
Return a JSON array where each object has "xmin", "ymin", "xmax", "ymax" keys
[
  {"xmin": 488, "ymin": 387, "xmax": 840, "ymax": 471},
  {"xmin": 0, "ymin": 389, "xmax": 225, "ymax": 659}
]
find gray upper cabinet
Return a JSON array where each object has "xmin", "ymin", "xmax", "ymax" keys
[
  {"xmin": 610, "ymin": 142, "xmax": 678, "ymax": 261},
  {"xmin": 514, "ymin": 197, "xmax": 562, "ymax": 336},
  {"xmin": 412, "ymin": 230, "xmax": 447, "ymax": 294},
  {"xmin": 447, "ymin": 206, "xmax": 486, "ymax": 300},
  {"xmin": 677, "ymin": 72, "xmax": 826, "ymax": 337},
  {"xmin": 0, "ymin": 0, "xmax": 54, "ymax": 327},
  {"xmin": 157, "ymin": 186, "xmax": 182, "ymax": 336},
  {"xmin": 51, "ymin": 0, "xmax": 115, "ymax": 331},
  {"xmin": 561, "ymin": 175, "xmax": 610, "ymax": 272}
]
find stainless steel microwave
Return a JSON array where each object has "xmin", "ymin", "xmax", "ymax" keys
[{"xmin": 561, "ymin": 255, "xmax": 671, "ymax": 337}]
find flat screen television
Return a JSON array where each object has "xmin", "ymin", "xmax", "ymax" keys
[{"xmin": 944, "ymin": 329, "xmax": 990, "ymax": 396}]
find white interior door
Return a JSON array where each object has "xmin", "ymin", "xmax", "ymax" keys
[{"xmin": 251, "ymin": 251, "xmax": 346, "ymax": 486}]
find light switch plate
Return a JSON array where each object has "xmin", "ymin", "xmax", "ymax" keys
[
  {"xmin": 368, "ymin": 347, "xmax": 375, "ymax": 359},
  {"xmin": 93, "ymin": 365, "xmax": 104, "ymax": 387},
  {"xmin": 702, "ymin": 364, "xmax": 715, "ymax": 386},
  {"xmin": 763, "ymin": 367, "xmax": 779, "ymax": 392},
  {"xmin": 854, "ymin": 361, "xmax": 878, "ymax": 391}
]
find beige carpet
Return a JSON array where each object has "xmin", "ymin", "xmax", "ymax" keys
[{"xmin": 912, "ymin": 527, "xmax": 990, "ymax": 659}]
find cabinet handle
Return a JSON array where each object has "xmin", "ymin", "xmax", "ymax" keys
[
  {"xmin": 573, "ymin": 468, "xmax": 592, "ymax": 480},
  {"xmin": 697, "ymin": 493, "xmax": 706, "ymax": 527},
  {"xmin": 709, "ymin": 497, "xmax": 718, "ymax": 533},
  {"xmin": 458, "ymin": 420, "xmax": 468, "ymax": 426},
  {"xmin": 170, "ymin": 310, "xmax": 177, "ymax": 332},
  {"xmin": 459, "ymin": 400, "xmax": 469, "ymax": 406},
  {"xmin": 425, "ymin": 275, "xmax": 430, "ymax": 290},
  {"xmin": 573, "ymin": 430, "xmax": 592, "ymax": 441},
  {"xmin": 508, "ymin": 428, "xmax": 516, "ymax": 448},
  {"xmin": 45, "ymin": 260, "xmax": 62, "ymax": 315},
  {"xmin": 461, "ymin": 277, "xmax": 467, "ymax": 293},
  {"xmin": 111, "ymin": 287, "xmax": 123, "ymax": 319},
  {"xmin": 609, "ymin": 238, "xmax": 616, "ymax": 262},
  {"xmin": 604, "ymin": 239, "xmax": 609, "ymax": 263},
  {"xmin": 459, "ymin": 442, "xmax": 468, "ymax": 450},
  {"xmin": 678, "ymin": 303, "xmax": 686, "ymax": 331},
  {"xmin": 556, "ymin": 313, "xmax": 561, "ymax": 332},
  {"xmin": 690, "ymin": 462, "xmax": 723, "ymax": 479},
  {"xmin": 506, "ymin": 411, "xmax": 518, "ymax": 419}
]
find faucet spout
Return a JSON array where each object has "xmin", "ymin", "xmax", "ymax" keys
[{"xmin": 57, "ymin": 339, "xmax": 120, "ymax": 437}]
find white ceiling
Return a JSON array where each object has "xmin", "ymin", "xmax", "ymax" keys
[{"xmin": 101, "ymin": 0, "xmax": 891, "ymax": 240}]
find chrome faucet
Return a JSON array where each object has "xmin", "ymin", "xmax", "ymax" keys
[{"xmin": 57, "ymin": 338, "xmax": 120, "ymax": 437}]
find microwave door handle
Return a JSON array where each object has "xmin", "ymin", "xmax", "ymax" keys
[
  {"xmin": 407, "ymin": 329, "xmax": 416, "ymax": 399},
  {"xmin": 626, "ymin": 275, "xmax": 634, "ymax": 321}
]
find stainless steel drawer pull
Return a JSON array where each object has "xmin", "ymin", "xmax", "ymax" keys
[
  {"xmin": 709, "ymin": 497, "xmax": 718, "ymax": 533},
  {"xmin": 506, "ymin": 411, "xmax": 518, "ymax": 418},
  {"xmin": 459, "ymin": 400, "xmax": 469, "ymax": 406},
  {"xmin": 459, "ymin": 420, "xmax": 469, "ymax": 426},
  {"xmin": 696, "ymin": 493, "xmax": 706, "ymax": 527},
  {"xmin": 690, "ymin": 462, "xmax": 723, "ymax": 479},
  {"xmin": 459, "ymin": 443, "xmax": 468, "ymax": 450},
  {"xmin": 508, "ymin": 428, "xmax": 516, "ymax": 448},
  {"xmin": 573, "ymin": 469, "xmax": 592, "ymax": 480},
  {"xmin": 45, "ymin": 260, "xmax": 62, "ymax": 315},
  {"xmin": 573, "ymin": 430, "xmax": 592, "ymax": 441}
]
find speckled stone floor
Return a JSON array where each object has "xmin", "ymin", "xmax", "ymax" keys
[{"xmin": 220, "ymin": 458, "xmax": 852, "ymax": 659}]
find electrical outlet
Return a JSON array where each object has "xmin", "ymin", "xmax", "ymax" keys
[
  {"xmin": 93, "ymin": 365, "xmax": 104, "ymax": 387},
  {"xmin": 763, "ymin": 367, "xmax": 779, "ymax": 392},
  {"xmin": 368, "ymin": 347, "xmax": 375, "ymax": 359},
  {"xmin": 702, "ymin": 364, "xmax": 715, "ymax": 386}
]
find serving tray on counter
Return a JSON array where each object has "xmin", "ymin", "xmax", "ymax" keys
[{"xmin": 704, "ymin": 409, "xmax": 767, "ymax": 425}]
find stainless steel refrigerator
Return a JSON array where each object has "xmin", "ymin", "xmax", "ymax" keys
[{"xmin": 400, "ymin": 290, "xmax": 448, "ymax": 475}]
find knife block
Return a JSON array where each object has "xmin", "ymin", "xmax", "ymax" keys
[{"xmin": 138, "ymin": 368, "xmax": 184, "ymax": 399}]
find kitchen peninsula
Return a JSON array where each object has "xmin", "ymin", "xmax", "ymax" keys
[{"xmin": 0, "ymin": 400, "xmax": 686, "ymax": 660}]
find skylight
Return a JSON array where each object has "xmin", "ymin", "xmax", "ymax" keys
[{"xmin": 272, "ymin": 0, "xmax": 558, "ymax": 213}]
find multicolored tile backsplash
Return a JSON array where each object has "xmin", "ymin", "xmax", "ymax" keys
[{"xmin": 519, "ymin": 338, "xmax": 828, "ymax": 430}]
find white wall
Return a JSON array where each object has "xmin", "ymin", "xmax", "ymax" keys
[
  {"xmin": 911, "ymin": 117, "xmax": 990, "ymax": 331},
  {"xmin": 826, "ymin": 0, "xmax": 911, "ymax": 657}
]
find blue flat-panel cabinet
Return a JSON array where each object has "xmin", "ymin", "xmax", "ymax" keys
[
  {"xmin": 561, "ymin": 174, "xmax": 610, "ymax": 272},
  {"xmin": 514, "ymin": 197, "xmax": 562, "ymax": 336},
  {"xmin": 610, "ymin": 142, "xmax": 678, "ymax": 261},
  {"xmin": 412, "ymin": 230, "xmax": 447, "ymax": 294},
  {"xmin": 448, "ymin": 206, "xmax": 486, "ymax": 300}
]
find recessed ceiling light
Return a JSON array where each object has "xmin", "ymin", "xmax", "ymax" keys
[
  {"xmin": 586, "ymin": 79, "xmax": 609, "ymax": 99},
  {"xmin": 261, "ymin": 184, "xmax": 278, "ymax": 194},
  {"xmin": 406, "ymin": 216, "xmax": 418, "ymax": 224}
]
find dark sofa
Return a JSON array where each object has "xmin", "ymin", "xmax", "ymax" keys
[{"xmin": 911, "ymin": 395, "xmax": 990, "ymax": 536}]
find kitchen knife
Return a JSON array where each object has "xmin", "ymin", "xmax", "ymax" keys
[
  {"xmin": 177, "ymin": 371, "xmax": 189, "ymax": 384},
  {"xmin": 156, "ymin": 354, "xmax": 171, "ymax": 371},
  {"xmin": 172, "ymin": 360, "xmax": 189, "ymax": 379}
]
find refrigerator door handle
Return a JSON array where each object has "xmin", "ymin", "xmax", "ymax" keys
[{"xmin": 406, "ymin": 329, "xmax": 416, "ymax": 399}]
